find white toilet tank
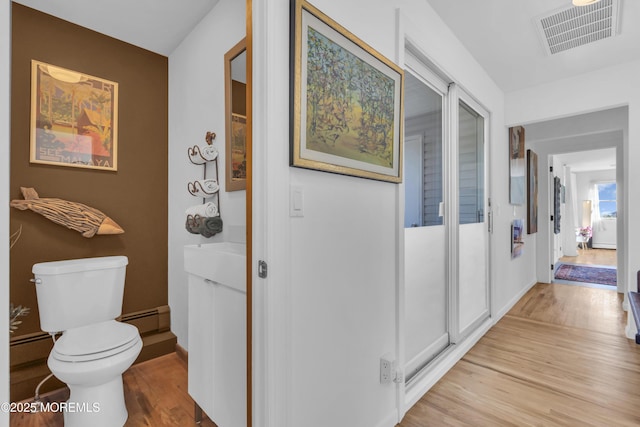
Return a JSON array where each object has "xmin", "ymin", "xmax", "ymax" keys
[{"xmin": 32, "ymin": 256, "xmax": 128, "ymax": 333}]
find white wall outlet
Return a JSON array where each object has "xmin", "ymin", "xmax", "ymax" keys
[{"xmin": 380, "ymin": 357, "xmax": 392, "ymax": 384}]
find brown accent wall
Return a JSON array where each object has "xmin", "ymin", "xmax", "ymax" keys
[{"xmin": 10, "ymin": 5, "xmax": 168, "ymax": 342}]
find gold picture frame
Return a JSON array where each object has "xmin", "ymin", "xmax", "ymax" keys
[
  {"xmin": 291, "ymin": 0, "xmax": 404, "ymax": 183},
  {"xmin": 30, "ymin": 60, "xmax": 118, "ymax": 171}
]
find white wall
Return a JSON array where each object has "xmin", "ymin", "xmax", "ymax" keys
[
  {"xmin": 1, "ymin": 1, "xmax": 10, "ymax": 425},
  {"xmin": 253, "ymin": 0, "xmax": 533, "ymax": 426},
  {"xmin": 168, "ymin": 0, "xmax": 246, "ymax": 350}
]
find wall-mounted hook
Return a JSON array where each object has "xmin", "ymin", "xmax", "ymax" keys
[{"xmin": 205, "ymin": 131, "xmax": 216, "ymax": 145}]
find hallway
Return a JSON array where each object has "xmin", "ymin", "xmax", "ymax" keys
[{"xmin": 399, "ymin": 282, "xmax": 640, "ymax": 426}]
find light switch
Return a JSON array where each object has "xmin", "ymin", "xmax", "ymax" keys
[{"xmin": 290, "ymin": 186, "xmax": 304, "ymax": 217}]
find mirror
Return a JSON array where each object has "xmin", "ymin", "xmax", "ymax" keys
[
  {"xmin": 225, "ymin": 38, "xmax": 247, "ymax": 192},
  {"xmin": 404, "ymin": 72, "xmax": 443, "ymax": 228}
]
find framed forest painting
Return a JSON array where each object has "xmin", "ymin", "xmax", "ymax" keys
[{"xmin": 290, "ymin": 0, "xmax": 404, "ymax": 183}]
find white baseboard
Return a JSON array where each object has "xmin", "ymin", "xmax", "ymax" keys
[
  {"xmin": 592, "ymin": 243, "xmax": 616, "ymax": 249},
  {"xmin": 377, "ymin": 410, "xmax": 400, "ymax": 427},
  {"xmin": 625, "ymin": 322, "xmax": 636, "ymax": 340},
  {"xmin": 496, "ymin": 279, "xmax": 537, "ymax": 320}
]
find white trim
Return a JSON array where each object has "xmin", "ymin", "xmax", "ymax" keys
[
  {"xmin": 252, "ymin": 0, "xmax": 292, "ymax": 426},
  {"xmin": 394, "ymin": 8, "xmax": 406, "ymax": 424},
  {"xmin": 625, "ymin": 309, "xmax": 636, "ymax": 340},
  {"xmin": 251, "ymin": 0, "xmax": 267, "ymax": 418},
  {"xmin": 593, "ymin": 243, "xmax": 617, "ymax": 250},
  {"xmin": 496, "ymin": 279, "xmax": 537, "ymax": 320},
  {"xmin": 376, "ymin": 411, "xmax": 401, "ymax": 427},
  {"xmin": 404, "ymin": 52, "xmax": 450, "ymax": 95},
  {"xmin": 1, "ymin": 1, "xmax": 10, "ymax": 424},
  {"xmin": 445, "ymin": 82, "xmax": 460, "ymax": 344}
]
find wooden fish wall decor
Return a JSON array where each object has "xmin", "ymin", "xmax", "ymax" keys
[{"xmin": 10, "ymin": 187, "xmax": 124, "ymax": 238}]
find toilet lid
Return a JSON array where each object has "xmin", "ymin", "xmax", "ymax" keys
[{"xmin": 52, "ymin": 320, "xmax": 140, "ymax": 362}]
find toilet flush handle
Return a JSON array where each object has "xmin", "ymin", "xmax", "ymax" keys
[{"xmin": 30, "ymin": 278, "xmax": 42, "ymax": 285}]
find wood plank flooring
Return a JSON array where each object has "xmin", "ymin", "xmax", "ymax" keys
[
  {"xmin": 11, "ymin": 280, "xmax": 639, "ymax": 427},
  {"xmin": 560, "ymin": 248, "xmax": 617, "ymax": 267},
  {"xmin": 398, "ymin": 282, "xmax": 640, "ymax": 427},
  {"xmin": 10, "ymin": 354, "xmax": 217, "ymax": 427}
]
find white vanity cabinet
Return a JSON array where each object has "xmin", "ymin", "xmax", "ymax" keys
[{"xmin": 185, "ymin": 243, "xmax": 246, "ymax": 427}]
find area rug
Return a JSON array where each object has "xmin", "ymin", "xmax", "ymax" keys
[{"xmin": 554, "ymin": 263, "xmax": 617, "ymax": 287}]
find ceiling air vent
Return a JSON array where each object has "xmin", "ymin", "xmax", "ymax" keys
[{"xmin": 536, "ymin": 0, "xmax": 620, "ymax": 55}]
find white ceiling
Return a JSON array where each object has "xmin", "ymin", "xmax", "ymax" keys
[
  {"xmin": 12, "ymin": 0, "xmax": 220, "ymax": 56},
  {"xmin": 15, "ymin": 0, "xmax": 639, "ymax": 91},
  {"xmin": 555, "ymin": 148, "xmax": 616, "ymax": 172},
  {"xmin": 12, "ymin": 0, "xmax": 622, "ymax": 173},
  {"xmin": 426, "ymin": 0, "xmax": 640, "ymax": 92}
]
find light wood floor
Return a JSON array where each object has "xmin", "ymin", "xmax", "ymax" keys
[
  {"xmin": 10, "ymin": 354, "xmax": 217, "ymax": 427},
  {"xmin": 398, "ymin": 282, "xmax": 640, "ymax": 426},
  {"xmin": 560, "ymin": 247, "xmax": 617, "ymax": 267}
]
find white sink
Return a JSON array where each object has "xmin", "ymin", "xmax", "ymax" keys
[{"xmin": 184, "ymin": 242, "xmax": 246, "ymax": 293}]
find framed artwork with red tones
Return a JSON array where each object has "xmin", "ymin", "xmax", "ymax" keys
[{"xmin": 30, "ymin": 60, "xmax": 118, "ymax": 171}]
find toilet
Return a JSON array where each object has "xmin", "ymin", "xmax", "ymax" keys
[{"xmin": 32, "ymin": 256, "xmax": 142, "ymax": 427}]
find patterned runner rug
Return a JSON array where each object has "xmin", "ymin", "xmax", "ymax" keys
[{"xmin": 554, "ymin": 263, "xmax": 617, "ymax": 287}]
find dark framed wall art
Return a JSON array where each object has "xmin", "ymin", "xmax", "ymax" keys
[
  {"xmin": 527, "ymin": 149, "xmax": 538, "ymax": 234},
  {"xmin": 554, "ymin": 176, "xmax": 561, "ymax": 234}
]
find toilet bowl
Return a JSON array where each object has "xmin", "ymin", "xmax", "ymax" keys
[{"xmin": 32, "ymin": 256, "xmax": 141, "ymax": 427}]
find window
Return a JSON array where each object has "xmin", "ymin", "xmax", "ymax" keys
[
  {"xmin": 597, "ymin": 182, "xmax": 616, "ymax": 218},
  {"xmin": 458, "ymin": 101, "xmax": 484, "ymax": 225}
]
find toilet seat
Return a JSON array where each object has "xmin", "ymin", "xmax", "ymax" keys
[{"xmin": 52, "ymin": 320, "xmax": 141, "ymax": 362}]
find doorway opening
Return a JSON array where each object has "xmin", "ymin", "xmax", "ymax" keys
[{"xmin": 551, "ymin": 148, "xmax": 618, "ymax": 290}]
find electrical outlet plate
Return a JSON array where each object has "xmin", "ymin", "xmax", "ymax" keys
[{"xmin": 380, "ymin": 357, "xmax": 392, "ymax": 384}]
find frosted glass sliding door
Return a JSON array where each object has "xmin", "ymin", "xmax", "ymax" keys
[
  {"xmin": 403, "ymin": 52, "xmax": 492, "ymax": 383},
  {"xmin": 457, "ymin": 97, "xmax": 490, "ymax": 337},
  {"xmin": 403, "ymin": 61, "xmax": 449, "ymax": 382}
]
